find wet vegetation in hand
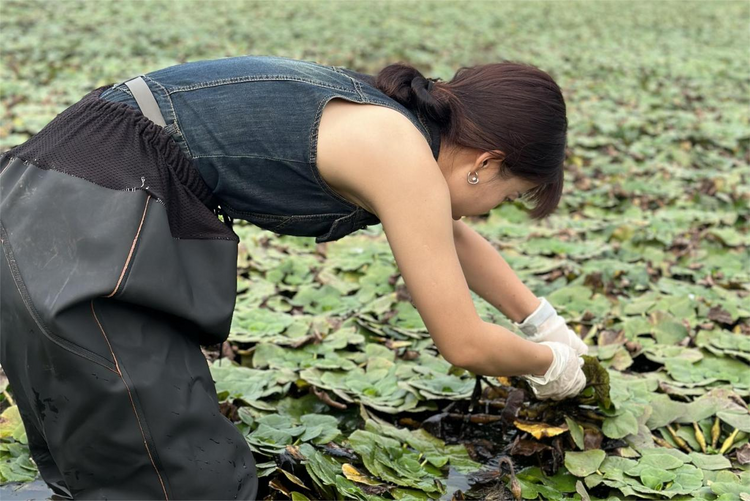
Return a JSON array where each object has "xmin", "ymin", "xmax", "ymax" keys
[{"xmin": 1, "ymin": 0, "xmax": 749, "ymax": 499}]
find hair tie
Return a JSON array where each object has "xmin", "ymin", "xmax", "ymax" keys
[{"xmin": 426, "ymin": 79, "xmax": 435, "ymax": 92}]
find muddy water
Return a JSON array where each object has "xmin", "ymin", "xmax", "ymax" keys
[
  {"xmin": 0, "ymin": 480, "xmax": 55, "ymax": 500},
  {"xmin": 439, "ymin": 466, "xmax": 473, "ymax": 500}
]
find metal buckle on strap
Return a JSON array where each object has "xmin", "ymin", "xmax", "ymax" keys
[
  {"xmin": 213, "ymin": 204, "xmax": 234, "ymax": 231},
  {"xmin": 123, "ymin": 76, "xmax": 167, "ymax": 127}
]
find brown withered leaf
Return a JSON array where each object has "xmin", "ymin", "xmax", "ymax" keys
[
  {"xmin": 510, "ymin": 438, "xmax": 553, "ymax": 457},
  {"xmin": 583, "ymin": 428, "xmax": 603, "ymax": 450},
  {"xmin": 501, "ymin": 388, "xmax": 526, "ymax": 425},
  {"xmin": 735, "ymin": 443, "xmax": 750, "ymax": 465},
  {"xmin": 708, "ymin": 305, "xmax": 734, "ymax": 325}
]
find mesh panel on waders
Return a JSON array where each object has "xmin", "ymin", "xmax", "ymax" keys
[{"xmin": 0, "ymin": 86, "xmax": 258, "ymax": 499}]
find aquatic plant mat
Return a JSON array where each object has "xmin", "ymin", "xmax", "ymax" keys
[{"xmin": 1, "ymin": 0, "xmax": 749, "ymax": 499}]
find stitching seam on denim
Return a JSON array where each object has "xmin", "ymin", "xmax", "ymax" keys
[
  {"xmin": 0, "ymin": 222, "xmax": 118, "ymax": 373},
  {"xmin": 270, "ymin": 216, "xmax": 294, "ymax": 231},
  {"xmin": 235, "ymin": 212, "xmax": 350, "ymax": 220},
  {"xmin": 352, "ymin": 78, "xmax": 368, "ymax": 102},
  {"xmin": 110, "ymin": 86, "xmax": 135, "ymax": 99},
  {"xmin": 317, "ymin": 212, "xmax": 358, "ymax": 240},
  {"xmin": 219, "ymin": 200, "xmax": 349, "ymax": 220},
  {"xmin": 142, "ymin": 76, "xmax": 176, "ymax": 123},
  {"xmin": 90, "ymin": 301, "xmax": 170, "ymax": 500},
  {"xmin": 414, "ymin": 109, "xmax": 432, "ymax": 146},
  {"xmin": 167, "ymin": 75, "xmax": 359, "ymax": 94},
  {"xmin": 143, "ymin": 76, "xmax": 193, "ymax": 159},
  {"xmin": 308, "ymin": 95, "xmax": 362, "ymax": 209},
  {"xmin": 327, "ymin": 72, "xmax": 429, "ymax": 141},
  {"xmin": 190, "ymin": 154, "xmax": 309, "ymax": 163}
]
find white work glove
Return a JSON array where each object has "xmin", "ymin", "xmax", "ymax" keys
[
  {"xmin": 513, "ymin": 297, "xmax": 588, "ymax": 356},
  {"xmin": 523, "ymin": 341, "xmax": 586, "ymax": 401}
]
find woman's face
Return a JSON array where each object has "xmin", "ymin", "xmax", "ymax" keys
[{"xmin": 437, "ymin": 144, "xmax": 539, "ymax": 220}]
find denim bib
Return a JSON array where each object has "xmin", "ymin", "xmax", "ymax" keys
[{"xmin": 99, "ymin": 55, "xmax": 442, "ymax": 243}]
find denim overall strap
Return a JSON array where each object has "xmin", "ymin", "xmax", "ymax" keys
[{"xmin": 124, "ymin": 76, "xmax": 167, "ymax": 127}]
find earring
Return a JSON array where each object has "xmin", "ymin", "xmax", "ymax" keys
[{"xmin": 468, "ymin": 160, "xmax": 486, "ymax": 185}]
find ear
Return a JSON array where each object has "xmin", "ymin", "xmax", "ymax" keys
[
  {"xmin": 492, "ymin": 150, "xmax": 506, "ymax": 163},
  {"xmin": 483, "ymin": 153, "xmax": 511, "ymax": 183},
  {"xmin": 476, "ymin": 150, "xmax": 506, "ymax": 171}
]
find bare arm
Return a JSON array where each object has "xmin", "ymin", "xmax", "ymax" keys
[
  {"xmin": 452, "ymin": 218, "xmax": 541, "ymax": 323},
  {"xmin": 318, "ymin": 106, "xmax": 553, "ymax": 377}
]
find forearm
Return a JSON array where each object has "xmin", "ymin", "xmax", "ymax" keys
[
  {"xmin": 454, "ymin": 220, "xmax": 541, "ymax": 323},
  {"xmin": 455, "ymin": 321, "xmax": 553, "ymax": 377}
]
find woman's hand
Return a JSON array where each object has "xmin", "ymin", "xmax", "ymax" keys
[
  {"xmin": 513, "ymin": 297, "xmax": 588, "ymax": 356},
  {"xmin": 528, "ymin": 315, "xmax": 589, "ymax": 357},
  {"xmin": 523, "ymin": 341, "xmax": 586, "ymax": 400}
]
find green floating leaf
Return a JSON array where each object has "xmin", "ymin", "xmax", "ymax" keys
[
  {"xmin": 363, "ymin": 418, "xmax": 482, "ymax": 474},
  {"xmin": 603, "ymin": 410, "xmax": 640, "ymax": 439},
  {"xmin": 626, "ymin": 452, "xmax": 685, "ymax": 474},
  {"xmin": 652, "ymin": 314, "xmax": 689, "ymax": 345},
  {"xmin": 347, "ymin": 429, "xmax": 445, "ymax": 494},
  {"xmin": 210, "ymin": 358, "xmax": 295, "ymax": 408},
  {"xmin": 666, "ymin": 354, "xmax": 750, "ymax": 389},
  {"xmin": 639, "ymin": 467, "xmax": 676, "ymax": 490},
  {"xmin": 688, "ymin": 451, "xmax": 731, "ymax": 470},
  {"xmin": 565, "ymin": 450, "xmax": 607, "ymax": 477},
  {"xmin": 716, "ymin": 410, "xmax": 750, "ymax": 432},
  {"xmin": 0, "ymin": 452, "xmax": 38, "ymax": 483},
  {"xmin": 0, "ymin": 406, "xmax": 27, "ymax": 444},
  {"xmin": 565, "ymin": 416, "xmax": 585, "ymax": 450},
  {"xmin": 514, "ymin": 466, "xmax": 578, "ymax": 499}
]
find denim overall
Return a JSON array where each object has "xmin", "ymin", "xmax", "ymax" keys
[{"xmin": 98, "ymin": 55, "xmax": 443, "ymax": 243}]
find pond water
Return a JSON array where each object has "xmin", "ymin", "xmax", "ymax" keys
[
  {"xmin": 439, "ymin": 466, "xmax": 473, "ymax": 500},
  {"xmin": 0, "ymin": 480, "xmax": 56, "ymax": 500}
]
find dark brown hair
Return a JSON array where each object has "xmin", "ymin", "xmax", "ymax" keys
[{"xmin": 373, "ymin": 61, "xmax": 567, "ymax": 219}]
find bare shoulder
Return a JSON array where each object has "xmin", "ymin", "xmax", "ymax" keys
[
  {"xmin": 317, "ymin": 99, "xmax": 480, "ymax": 366},
  {"xmin": 316, "ymin": 98, "xmax": 444, "ymax": 217}
]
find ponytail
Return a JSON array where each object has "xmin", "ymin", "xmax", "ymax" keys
[{"xmin": 373, "ymin": 63, "xmax": 452, "ymax": 130}]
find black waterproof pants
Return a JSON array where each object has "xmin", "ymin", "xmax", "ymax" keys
[{"xmin": 0, "ymin": 87, "xmax": 258, "ymax": 499}]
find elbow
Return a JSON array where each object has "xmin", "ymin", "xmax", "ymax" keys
[
  {"xmin": 447, "ymin": 347, "xmax": 479, "ymax": 372},
  {"xmin": 428, "ymin": 317, "xmax": 486, "ymax": 370},
  {"xmin": 443, "ymin": 350, "xmax": 467, "ymax": 369},
  {"xmin": 434, "ymin": 333, "xmax": 478, "ymax": 370},
  {"xmin": 430, "ymin": 336, "xmax": 465, "ymax": 368}
]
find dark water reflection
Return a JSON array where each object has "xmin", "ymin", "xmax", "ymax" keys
[
  {"xmin": 0, "ymin": 479, "xmax": 56, "ymax": 500},
  {"xmin": 440, "ymin": 466, "xmax": 473, "ymax": 500}
]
